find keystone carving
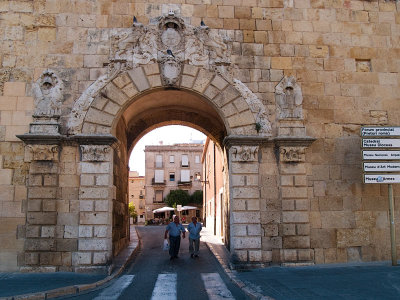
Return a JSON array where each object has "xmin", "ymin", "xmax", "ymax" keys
[
  {"xmin": 231, "ymin": 146, "xmax": 259, "ymax": 162},
  {"xmin": 27, "ymin": 145, "xmax": 59, "ymax": 161},
  {"xmin": 275, "ymin": 76, "xmax": 303, "ymax": 119},
  {"xmin": 279, "ymin": 146, "xmax": 305, "ymax": 162},
  {"xmin": 32, "ymin": 70, "xmax": 63, "ymax": 118},
  {"xmin": 80, "ymin": 145, "xmax": 111, "ymax": 162}
]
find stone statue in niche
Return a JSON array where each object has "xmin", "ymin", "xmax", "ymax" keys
[
  {"xmin": 32, "ymin": 70, "xmax": 63, "ymax": 117},
  {"xmin": 275, "ymin": 76, "xmax": 303, "ymax": 119}
]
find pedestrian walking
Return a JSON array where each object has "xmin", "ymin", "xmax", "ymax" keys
[
  {"xmin": 164, "ymin": 215, "xmax": 186, "ymax": 260},
  {"xmin": 187, "ymin": 216, "xmax": 202, "ymax": 258}
]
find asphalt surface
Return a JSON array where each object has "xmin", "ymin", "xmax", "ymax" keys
[
  {"xmin": 64, "ymin": 225, "xmax": 249, "ymax": 299},
  {"xmin": 236, "ymin": 262, "xmax": 400, "ymax": 300},
  {"xmin": 2, "ymin": 225, "xmax": 400, "ymax": 299}
]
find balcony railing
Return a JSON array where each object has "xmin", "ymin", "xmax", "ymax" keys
[
  {"xmin": 152, "ymin": 178, "xmax": 166, "ymax": 185},
  {"xmin": 177, "ymin": 180, "xmax": 192, "ymax": 186}
]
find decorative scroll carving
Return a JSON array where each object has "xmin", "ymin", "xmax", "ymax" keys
[
  {"xmin": 80, "ymin": 145, "xmax": 111, "ymax": 162},
  {"xmin": 275, "ymin": 76, "xmax": 303, "ymax": 119},
  {"xmin": 32, "ymin": 70, "xmax": 63, "ymax": 117},
  {"xmin": 233, "ymin": 79, "xmax": 272, "ymax": 135},
  {"xmin": 231, "ymin": 146, "xmax": 259, "ymax": 162},
  {"xmin": 27, "ymin": 145, "xmax": 59, "ymax": 161},
  {"xmin": 279, "ymin": 146, "xmax": 305, "ymax": 162}
]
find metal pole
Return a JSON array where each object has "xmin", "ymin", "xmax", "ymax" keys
[{"xmin": 388, "ymin": 184, "xmax": 397, "ymax": 266}]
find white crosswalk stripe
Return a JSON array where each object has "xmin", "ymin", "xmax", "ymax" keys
[
  {"xmin": 201, "ymin": 273, "xmax": 235, "ymax": 300},
  {"xmin": 151, "ymin": 273, "xmax": 177, "ymax": 300},
  {"xmin": 93, "ymin": 275, "xmax": 135, "ymax": 300}
]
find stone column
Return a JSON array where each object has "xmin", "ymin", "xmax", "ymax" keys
[
  {"xmin": 225, "ymin": 136, "xmax": 268, "ymax": 268},
  {"xmin": 22, "ymin": 144, "xmax": 61, "ymax": 272},
  {"xmin": 76, "ymin": 144, "xmax": 114, "ymax": 274},
  {"xmin": 17, "ymin": 115, "xmax": 64, "ymax": 272},
  {"xmin": 275, "ymin": 120, "xmax": 315, "ymax": 265}
]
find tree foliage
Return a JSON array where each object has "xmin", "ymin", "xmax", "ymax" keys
[
  {"xmin": 164, "ymin": 189, "xmax": 190, "ymax": 207},
  {"xmin": 128, "ymin": 202, "xmax": 137, "ymax": 219},
  {"xmin": 190, "ymin": 190, "xmax": 203, "ymax": 204}
]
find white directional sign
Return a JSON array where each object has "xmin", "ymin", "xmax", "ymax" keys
[
  {"xmin": 361, "ymin": 127, "xmax": 400, "ymax": 137},
  {"xmin": 363, "ymin": 162, "xmax": 400, "ymax": 172},
  {"xmin": 364, "ymin": 174, "xmax": 400, "ymax": 184},
  {"xmin": 363, "ymin": 151, "xmax": 400, "ymax": 160},
  {"xmin": 362, "ymin": 139, "xmax": 400, "ymax": 148}
]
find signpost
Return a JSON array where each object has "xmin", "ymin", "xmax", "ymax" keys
[{"xmin": 361, "ymin": 126, "xmax": 399, "ymax": 266}]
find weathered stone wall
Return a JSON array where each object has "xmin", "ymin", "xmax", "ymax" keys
[{"xmin": 0, "ymin": 0, "xmax": 400, "ymax": 271}]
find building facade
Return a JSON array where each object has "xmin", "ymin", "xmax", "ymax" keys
[
  {"xmin": 144, "ymin": 143, "xmax": 203, "ymax": 220},
  {"xmin": 0, "ymin": 1, "xmax": 400, "ymax": 272},
  {"xmin": 202, "ymin": 138, "xmax": 227, "ymax": 244},
  {"xmin": 128, "ymin": 171, "xmax": 145, "ymax": 224}
]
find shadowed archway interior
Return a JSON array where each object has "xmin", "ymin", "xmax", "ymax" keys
[{"xmin": 116, "ymin": 88, "xmax": 228, "ymax": 154}]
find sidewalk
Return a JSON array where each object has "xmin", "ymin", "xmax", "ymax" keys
[
  {"xmin": 201, "ymin": 225, "xmax": 400, "ymax": 300},
  {"xmin": 0, "ymin": 225, "xmax": 139, "ymax": 300}
]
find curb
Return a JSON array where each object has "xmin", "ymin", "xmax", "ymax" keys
[
  {"xmin": 1, "ymin": 226, "xmax": 140, "ymax": 300},
  {"xmin": 204, "ymin": 241, "xmax": 274, "ymax": 300}
]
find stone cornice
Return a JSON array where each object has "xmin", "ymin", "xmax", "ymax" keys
[
  {"xmin": 17, "ymin": 133, "xmax": 118, "ymax": 146},
  {"xmin": 16, "ymin": 133, "xmax": 63, "ymax": 145},
  {"xmin": 274, "ymin": 136, "xmax": 316, "ymax": 147},
  {"xmin": 223, "ymin": 135, "xmax": 273, "ymax": 148}
]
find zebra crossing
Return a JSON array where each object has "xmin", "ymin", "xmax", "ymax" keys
[{"xmin": 95, "ymin": 272, "xmax": 235, "ymax": 300}]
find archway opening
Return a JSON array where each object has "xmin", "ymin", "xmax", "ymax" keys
[{"xmin": 111, "ymin": 89, "xmax": 230, "ymax": 256}]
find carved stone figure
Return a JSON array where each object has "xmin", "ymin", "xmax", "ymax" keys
[
  {"xmin": 32, "ymin": 70, "xmax": 63, "ymax": 117},
  {"xmin": 275, "ymin": 76, "xmax": 303, "ymax": 119}
]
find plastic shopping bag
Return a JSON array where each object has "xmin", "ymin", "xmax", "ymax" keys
[{"xmin": 163, "ymin": 239, "xmax": 169, "ymax": 251}]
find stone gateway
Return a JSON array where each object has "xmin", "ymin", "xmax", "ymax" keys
[{"xmin": 0, "ymin": 1, "xmax": 399, "ymax": 272}]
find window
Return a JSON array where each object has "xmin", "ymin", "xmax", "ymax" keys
[
  {"xmin": 154, "ymin": 170, "xmax": 164, "ymax": 183},
  {"xmin": 156, "ymin": 154, "xmax": 163, "ymax": 168},
  {"xmin": 170, "ymin": 155, "xmax": 174, "ymax": 163},
  {"xmin": 195, "ymin": 155, "xmax": 200, "ymax": 164},
  {"xmin": 169, "ymin": 172, "xmax": 175, "ymax": 181},
  {"xmin": 181, "ymin": 170, "xmax": 190, "ymax": 182},
  {"xmin": 181, "ymin": 154, "xmax": 189, "ymax": 167},
  {"xmin": 155, "ymin": 190, "xmax": 163, "ymax": 203}
]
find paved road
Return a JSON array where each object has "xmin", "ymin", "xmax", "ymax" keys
[{"xmin": 63, "ymin": 225, "xmax": 249, "ymax": 300}]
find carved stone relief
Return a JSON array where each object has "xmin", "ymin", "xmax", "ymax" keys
[
  {"xmin": 275, "ymin": 76, "xmax": 303, "ymax": 119},
  {"xmin": 80, "ymin": 145, "xmax": 111, "ymax": 162},
  {"xmin": 26, "ymin": 145, "xmax": 59, "ymax": 161},
  {"xmin": 110, "ymin": 13, "xmax": 231, "ymax": 71},
  {"xmin": 32, "ymin": 70, "xmax": 63, "ymax": 118},
  {"xmin": 67, "ymin": 13, "xmax": 272, "ymax": 136},
  {"xmin": 279, "ymin": 146, "xmax": 305, "ymax": 162},
  {"xmin": 233, "ymin": 79, "xmax": 272, "ymax": 135},
  {"xmin": 231, "ymin": 146, "xmax": 259, "ymax": 162}
]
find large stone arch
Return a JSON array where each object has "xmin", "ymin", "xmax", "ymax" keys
[
  {"xmin": 67, "ymin": 63, "xmax": 271, "ymax": 140},
  {"xmin": 17, "ymin": 13, "xmax": 315, "ymax": 272}
]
